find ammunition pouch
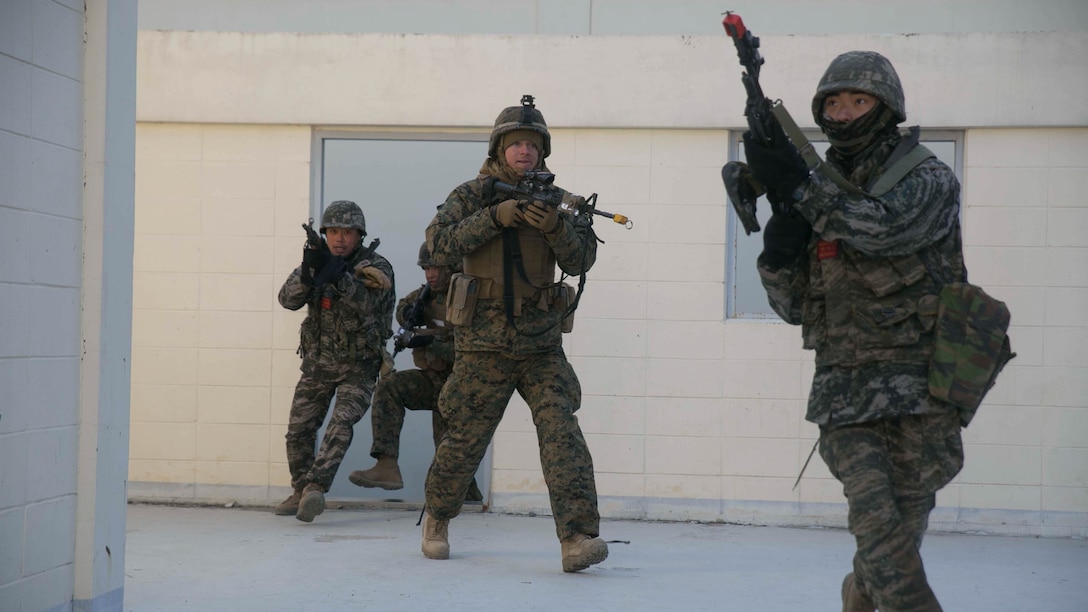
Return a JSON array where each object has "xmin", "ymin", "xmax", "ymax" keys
[{"xmin": 446, "ymin": 273, "xmax": 479, "ymax": 327}]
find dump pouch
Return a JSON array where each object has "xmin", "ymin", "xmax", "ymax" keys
[
  {"xmin": 446, "ymin": 273, "xmax": 479, "ymax": 327},
  {"xmin": 928, "ymin": 282, "xmax": 1016, "ymax": 426}
]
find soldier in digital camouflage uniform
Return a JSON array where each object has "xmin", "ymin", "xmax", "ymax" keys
[
  {"xmin": 420, "ymin": 95, "xmax": 608, "ymax": 572},
  {"xmin": 743, "ymin": 52, "xmax": 966, "ymax": 611},
  {"xmin": 275, "ymin": 200, "xmax": 396, "ymax": 523},
  {"xmin": 347, "ymin": 242, "xmax": 482, "ymax": 502}
]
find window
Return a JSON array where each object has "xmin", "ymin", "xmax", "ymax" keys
[{"xmin": 726, "ymin": 131, "xmax": 962, "ymax": 319}]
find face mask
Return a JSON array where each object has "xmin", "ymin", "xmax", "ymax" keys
[{"xmin": 820, "ymin": 101, "xmax": 896, "ymax": 156}]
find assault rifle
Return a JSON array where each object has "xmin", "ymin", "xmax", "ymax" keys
[
  {"xmin": 720, "ymin": 11, "xmax": 796, "ymax": 231},
  {"xmin": 392, "ymin": 283, "xmax": 436, "ymax": 358},
  {"xmin": 721, "ymin": 12, "xmax": 860, "ymax": 234},
  {"xmin": 493, "ymin": 171, "xmax": 633, "ymax": 229},
  {"xmin": 302, "ymin": 218, "xmax": 328, "ymax": 253}
]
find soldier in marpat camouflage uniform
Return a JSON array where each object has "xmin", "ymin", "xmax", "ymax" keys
[
  {"xmin": 347, "ymin": 242, "xmax": 482, "ymax": 502},
  {"xmin": 275, "ymin": 200, "xmax": 395, "ymax": 523},
  {"xmin": 744, "ymin": 53, "xmax": 966, "ymax": 611},
  {"xmin": 420, "ymin": 96, "xmax": 608, "ymax": 572}
]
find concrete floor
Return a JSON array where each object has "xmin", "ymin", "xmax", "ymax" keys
[{"xmin": 123, "ymin": 503, "xmax": 1088, "ymax": 611}]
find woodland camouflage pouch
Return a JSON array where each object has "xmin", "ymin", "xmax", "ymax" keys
[{"xmin": 928, "ymin": 282, "xmax": 1015, "ymax": 426}]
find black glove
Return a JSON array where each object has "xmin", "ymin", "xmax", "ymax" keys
[
  {"xmin": 301, "ymin": 247, "xmax": 330, "ymax": 286},
  {"xmin": 760, "ymin": 211, "xmax": 812, "ymax": 268},
  {"xmin": 743, "ymin": 130, "xmax": 809, "ymax": 199},
  {"xmin": 311, "ymin": 255, "xmax": 347, "ymax": 289}
]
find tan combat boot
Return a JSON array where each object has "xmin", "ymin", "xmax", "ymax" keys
[
  {"xmin": 560, "ymin": 534, "xmax": 609, "ymax": 572},
  {"xmin": 421, "ymin": 512, "xmax": 450, "ymax": 560},
  {"xmin": 348, "ymin": 456, "xmax": 404, "ymax": 490},
  {"xmin": 295, "ymin": 484, "xmax": 326, "ymax": 523},
  {"xmin": 274, "ymin": 490, "xmax": 302, "ymax": 516},
  {"xmin": 842, "ymin": 572, "xmax": 876, "ymax": 612}
]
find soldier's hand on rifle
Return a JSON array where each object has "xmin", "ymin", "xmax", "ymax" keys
[
  {"xmin": 743, "ymin": 130, "xmax": 809, "ymax": 200},
  {"xmin": 491, "ymin": 198, "xmax": 525, "ymax": 228},
  {"xmin": 312, "ymin": 255, "xmax": 347, "ymax": 288},
  {"xmin": 523, "ymin": 199, "xmax": 559, "ymax": 233},
  {"xmin": 760, "ymin": 210, "xmax": 811, "ymax": 268},
  {"xmin": 353, "ymin": 261, "xmax": 392, "ymax": 290},
  {"xmin": 300, "ymin": 246, "xmax": 330, "ymax": 286}
]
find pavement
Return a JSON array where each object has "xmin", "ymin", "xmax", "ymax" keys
[{"xmin": 123, "ymin": 502, "xmax": 1088, "ymax": 612}]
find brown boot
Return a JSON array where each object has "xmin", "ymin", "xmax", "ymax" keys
[
  {"xmin": 421, "ymin": 512, "xmax": 450, "ymax": 560},
  {"xmin": 274, "ymin": 490, "xmax": 302, "ymax": 516},
  {"xmin": 295, "ymin": 484, "xmax": 326, "ymax": 523},
  {"xmin": 842, "ymin": 572, "xmax": 876, "ymax": 612},
  {"xmin": 348, "ymin": 456, "xmax": 404, "ymax": 490},
  {"xmin": 561, "ymin": 534, "xmax": 608, "ymax": 572}
]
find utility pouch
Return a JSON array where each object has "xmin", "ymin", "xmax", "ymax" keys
[
  {"xmin": 928, "ymin": 282, "xmax": 1016, "ymax": 426},
  {"xmin": 557, "ymin": 282, "xmax": 576, "ymax": 333},
  {"xmin": 446, "ymin": 273, "xmax": 479, "ymax": 327}
]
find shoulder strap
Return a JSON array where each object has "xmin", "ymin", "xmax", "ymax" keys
[
  {"xmin": 868, "ymin": 142, "xmax": 935, "ymax": 196},
  {"xmin": 771, "ymin": 103, "xmax": 936, "ymax": 198}
]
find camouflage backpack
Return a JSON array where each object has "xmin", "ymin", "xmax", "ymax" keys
[{"xmin": 928, "ymin": 282, "xmax": 1016, "ymax": 426}]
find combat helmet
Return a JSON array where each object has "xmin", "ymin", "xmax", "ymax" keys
[
  {"xmin": 417, "ymin": 242, "xmax": 436, "ymax": 267},
  {"xmin": 320, "ymin": 200, "xmax": 366, "ymax": 235},
  {"xmin": 488, "ymin": 94, "xmax": 551, "ymax": 160},
  {"xmin": 811, "ymin": 51, "xmax": 907, "ymax": 127}
]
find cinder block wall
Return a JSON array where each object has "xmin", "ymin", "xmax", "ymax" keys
[{"xmin": 130, "ymin": 124, "xmax": 310, "ymax": 501}]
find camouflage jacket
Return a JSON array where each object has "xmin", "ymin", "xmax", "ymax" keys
[
  {"xmin": 426, "ymin": 176, "xmax": 597, "ymax": 356},
  {"xmin": 278, "ymin": 246, "xmax": 395, "ymax": 375},
  {"xmin": 396, "ymin": 285, "xmax": 454, "ymax": 371},
  {"xmin": 758, "ymin": 134, "xmax": 964, "ymax": 426}
]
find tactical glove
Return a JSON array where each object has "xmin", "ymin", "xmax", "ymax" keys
[
  {"xmin": 354, "ymin": 261, "xmax": 392, "ymax": 290},
  {"xmin": 743, "ymin": 130, "xmax": 809, "ymax": 200},
  {"xmin": 491, "ymin": 198, "xmax": 524, "ymax": 228},
  {"xmin": 760, "ymin": 211, "xmax": 812, "ymax": 268},
  {"xmin": 301, "ymin": 247, "xmax": 330, "ymax": 286},
  {"xmin": 523, "ymin": 200, "xmax": 559, "ymax": 233},
  {"xmin": 311, "ymin": 255, "xmax": 347, "ymax": 288}
]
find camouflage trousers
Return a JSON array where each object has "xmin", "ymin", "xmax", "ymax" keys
[
  {"xmin": 285, "ymin": 360, "xmax": 380, "ymax": 493},
  {"xmin": 819, "ymin": 411, "xmax": 964, "ymax": 612},
  {"xmin": 425, "ymin": 349, "xmax": 600, "ymax": 541},
  {"xmin": 369, "ymin": 367, "xmax": 451, "ymax": 459}
]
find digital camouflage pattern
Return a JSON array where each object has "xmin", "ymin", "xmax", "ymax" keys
[
  {"xmin": 368, "ymin": 284, "xmax": 455, "ymax": 460},
  {"xmin": 426, "ymin": 178, "xmax": 596, "ymax": 355},
  {"xmin": 811, "ymin": 51, "xmax": 907, "ymax": 126},
  {"xmin": 929, "ymin": 282, "xmax": 1014, "ymax": 425},
  {"xmin": 320, "ymin": 199, "xmax": 367, "ymax": 234},
  {"xmin": 278, "ymin": 232, "xmax": 395, "ymax": 493},
  {"xmin": 369, "ymin": 367, "xmax": 451, "ymax": 459},
  {"xmin": 426, "ymin": 350, "xmax": 600, "ymax": 541},
  {"xmin": 759, "ymin": 51, "xmax": 970, "ymax": 611},
  {"xmin": 423, "ymin": 118, "xmax": 601, "ymax": 541},
  {"xmin": 819, "ymin": 412, "xmax": 963, "ymax": 612}
]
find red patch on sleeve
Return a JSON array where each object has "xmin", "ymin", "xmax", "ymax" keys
[
  {"xmin": 321, "ymin": 297, "xmax": 332, "ymax": 310},
  {"xmin": 817, "ymin": 240, "xmax": 839, "ymax": 260}
]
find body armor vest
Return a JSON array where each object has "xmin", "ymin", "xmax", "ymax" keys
[{"xmin": 462, "ymin": 227, "xmax": 556, "ymax": 315}]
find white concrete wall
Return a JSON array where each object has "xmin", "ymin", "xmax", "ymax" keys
[
  {"xmin": 131, "ymin": 29, "xmax": 1088, "ymax": 537},
  {"xmin": 0, "ymin": 0, "xmax": 137, "ymax": 611}
]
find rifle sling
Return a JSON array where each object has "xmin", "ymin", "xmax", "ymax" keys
[{"xmin": 770, "ymin": 102, "xmax": 936, "ymax": 199}]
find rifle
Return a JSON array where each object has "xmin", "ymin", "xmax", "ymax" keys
[
  {"xmin": 302, "ymin": 218, "xmax": 328, "ymax": 253},
  {"xmin": 721, "ymin": 12, "xmax": 862, "ymax": 233},
  {"xmin": 391, "ymin": 283, "xmax": 435, "ymax": 357},
  {"xmin": 493, "ymin": 171, "xmax": 633, "ymax": 229}
]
